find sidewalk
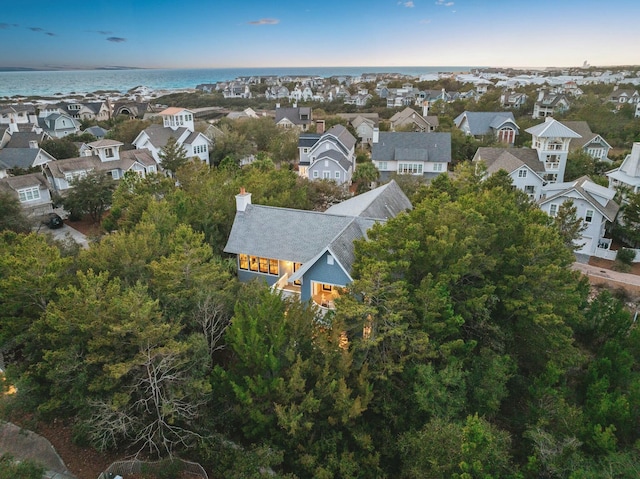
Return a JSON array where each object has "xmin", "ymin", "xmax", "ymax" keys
[
  {"xmin": 0, "ymin": 421, "xmax": 76, "ymax": 478},
  {"xmin": 572, "ymin": 262, "xmax": 640, "ymax": 296}
]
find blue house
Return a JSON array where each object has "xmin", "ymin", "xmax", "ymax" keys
[{"xmin": 224, "ymin": 181, "xmax": 411, "ymax": 311}]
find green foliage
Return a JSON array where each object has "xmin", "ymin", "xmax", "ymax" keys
[
  {"xmin": 159, "ymin": 136, "xmax": 190, "ymax": 175},
  {"xmin": 40, "ymin": 137, "xmax": 78, "ymax": 159},
  {"xmin": 213, "ymin": 286, "xmax": 378, "ymax": 477},
  {"xmin": 62, "ymin": 171, "xmax": 116, "ymax": 222},
  {"xmin": 105, "ymin": 118, "xmax": 150, "ymax": 145},
  {"xmin": 565, "ymin": 150, "xmax": 596, "ymax": 182},
  {"xmin": 0, "ymin": 454, "xmax": 45, "ymax": 479},
  {"xmin": 0, "ymin": 191, "xmax": 32, "ymax": 233},
  {"xmin": 553, "ymin": 200, "xmax": 587, "ymax": 250},
  {"xmin": 352, "ymin": 161, "xmax": 379, "ymax": 193},
  {"xmin": 616, "ymin": 247, "xmax": 636, "ymax": 266},
  {"xmin": 0, "ymin": 232, "xmax": 70, "ymax": 355}
]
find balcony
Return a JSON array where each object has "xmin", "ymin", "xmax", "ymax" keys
[{"xmin": 271, "ymin": 273, "xmax": 301, "ymax": 300}]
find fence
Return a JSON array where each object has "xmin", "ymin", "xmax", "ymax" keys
[{"xmin": 99, "ymin": 459, "xmax": 208, "ymax": 479}]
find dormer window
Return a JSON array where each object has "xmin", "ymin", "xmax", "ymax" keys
[{"xmin": 105, "ymin": 148, "xmax": 114, "ymax": 158}]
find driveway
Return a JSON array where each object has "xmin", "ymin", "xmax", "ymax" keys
[{"xmin": 37, "ymin": 224, "xmax": 89, "ymax": 249}]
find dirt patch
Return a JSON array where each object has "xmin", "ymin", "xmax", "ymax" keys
[
  {"xmin": 9, "ymin": 415, "xmax": 121, "ymax": 479},
  {"xmin": 587, "ymin": 256, "xmax": 640, "ymax": 276},
  {"xmin": 64, "ymin": 215, "xmax": 104, "ymax": 238}
]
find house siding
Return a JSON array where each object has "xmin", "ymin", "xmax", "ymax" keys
[{"xmin": 300, "ymin": 251, "xmax": 351, "ymax": 302}]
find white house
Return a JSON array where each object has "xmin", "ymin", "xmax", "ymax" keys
[
  {"xmin": 45, "ymin": 139, "xmax": 158, "ymax": 193},
  {"xmin": 525, "ymin": 117, "xmax": 581, "ymax": 183},
  {"xmin": 607, "ymin": 142, "xmax": 640, "ymax": 194},
  {"xmin": 371, "ymin": 130, "xmax": 451, "ymax": 180},
  {"xmin": 132, "ymin": 107, "xmax": 211, "ymax": 165},
  {"xmin": 473, "ymin": 148, "xmax": 546, "ymax": 201},
  {"xmin": 0, "ymin": 172, "xmax": 53, "ymax": 217},
  {"xmin": 540, "ymin": 176, "xmax": 619, "ymax": 256},
  {"xmin": 298, "ymin": 125, "xmax": 356, "ymax": 186}
]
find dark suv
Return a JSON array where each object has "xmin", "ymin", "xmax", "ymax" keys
[{"xmin": 43, "ymin": 213, "xmax": 64, "ymax": 229}]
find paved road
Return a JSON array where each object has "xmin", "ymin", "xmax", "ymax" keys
[
  {"xmin": 37, "ymin": 224, "xmax": 89, "ymax": 249},
  {"xmin": 572, "ymin": 262, "xmax": 640, "ymax": 293}
]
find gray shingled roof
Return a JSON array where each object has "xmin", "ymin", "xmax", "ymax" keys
[
  {"xmin": 274, "ymin": 107, "xmax": 312, "ymax": 126},
  {"xmin": 372, "ymin": 132, "xmax": 451, "ymax": 163},
  {"xmin": 298, "ymin": 133, "xmax": 321, "ymax": 148},
  {"xmin": 558, "ymin": 121, "xmax": 605, "ymax": 150},
  {"xmin": 140, "ymin": 124, "xmax": 187, "ymax": 148},
  {"xmin": 0, "ymin": 172, "xmax": 48, "ymax": 191},
  {"xmin": 454, "ymin": 111, "xmax": 518, "ymax": 136},
  {"xmin": 0, "ymin": 148, "xmax": 41, "ymax": 169},
  {"xmin": 474, "ymin": 147, "xmax": 544, "ymax": 176},
  {"xmin": 325, "ymin": 179, "xmax": 412, "ymax": 219},
  {"xmin": 541, "ymin": 176, "xmax": 619, "ymax": 222},
  {"xmin": 46, "ymin": 148, "xmax": 157, "ymax": 178},
  {"xmin": 325, "ymin": 124, "xmax": 356, "ymax": 151},
  {"xmin": 87, "ymin": 139, "xmax": 123, "ymax": 148},
  {"xmin": 314, "ymin": 149, "xmax": 352, "ymax": 171},
  {"xmin": 224, "ymin": 205, "xmax": 356, "ymax": 263},
  {"xmin": 4, "ymin": 131, "xmax": 45, "ymax": 149}
]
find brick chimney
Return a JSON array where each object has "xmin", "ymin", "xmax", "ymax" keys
[
  {"xmin": 316, "ymin": 119, "xmax": 325, "ymax": 134},
  {"xmin": 235, "ymin": 187, "xmax": 252, "ymax": 212}
]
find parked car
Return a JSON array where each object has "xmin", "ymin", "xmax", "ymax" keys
[{"xmin": 43, "ymin": 213, "xmax": 64, "ymax": 229}]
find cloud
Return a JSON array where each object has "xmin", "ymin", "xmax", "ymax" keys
[
  {"xmin": 0, "ymin": 23, "xmax": 18, "ymax": 29},
  {"xmin": 29, "ymin": 27, "xmax": 44, "ymax": 32},
  {"xmin": 420, "ymin": 18, "xmax": 432, "ymax": 24},
  {"xmin": 97, "ymin": 30, "xmax": 112, "ymax": 35},
  {"xmin": 247, "ymin": 18, "xmax": 279, "ymax": 25},
  {"xmin": 399, "ymin": 1, "xmax": 415, "ymax": 6},
  {"xmin": 107, "ymin": 36, "xmax": 127, "ymax": 43},
  {"xmin": 435, "ymin": 0, "xmax": 454, "ymax": 5},
  {"xmin": 45, "ymin": 32, "xmax": 55, "ymax": 36}
]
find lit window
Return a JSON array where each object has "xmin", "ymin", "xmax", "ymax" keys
[
  {"xmin": 293, "ymin": 262, "xmax": 302, "ymax": 285},
  {"xmin": 249, "ymin": 256, "xmax": 259, "ymax": 272},
  {"xmin": 259, "ymin": 257, "xmax": 269, "ymax": 273},
  {"xmin": 269, "ymin": 259, "xmax": 279, "ymax": 275},
  {"xmin": 239, "ymin": 254, "xmax": 249, "ymax": 270}
]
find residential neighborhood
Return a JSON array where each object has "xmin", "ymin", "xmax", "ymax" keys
[{"xmin": 4, "ymin": 63, "xmax": 640, "ymax": 479}]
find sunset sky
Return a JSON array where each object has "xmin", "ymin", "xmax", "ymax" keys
[{"xmin": 2, "ymin": 0, "xmax": 639, "ymax": 70}]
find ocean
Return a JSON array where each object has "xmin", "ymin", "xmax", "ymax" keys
[{"xmin": 0, "ymin": 66, "xmax": 478, "ymax": 99}]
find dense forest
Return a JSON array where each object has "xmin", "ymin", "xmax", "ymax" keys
[{"xmin": 2, "ymin": 158, "xmax": 640, "ymax": 478}]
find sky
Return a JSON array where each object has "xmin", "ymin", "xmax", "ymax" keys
[{"xmin": 2, "ymin": 0, "xmax": 640, "ymax": 70}]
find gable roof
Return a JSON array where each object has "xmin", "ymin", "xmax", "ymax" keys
[
  {"xmin": 311, "ymin": 149, "xmax": 352, "ymax": 171},
  {"xmin": 473, "ymin": 147, "xmax": 542, "ymax": 175},
  {"xmin": 559, "ymin": 121, "xmax": 610, "ymax": 150},
  {"xmin": 324, "ymin": 124, "xmax": 356, "ymax": 151},
  {"xmin": 274, "ymin": 107, "xmax": 312, "ymax": 126},
  {"xmin": 3, "ymin": 131, "xmax": 46, "ymax": 149},
  {"xmin": 137, "ymin": 124, "xmax": 188, "ymax": 149},
  {"xmin": 525, "ymin": 118, "xmax": 582, "ymax": 138},
  {"xmin": 371, "ymin": 132, "xmax": 451, "ymax": 163},
  {"xmin": 224, "ymin": 182, "xmax": 412, "ymax": 279},
  {"xmin": 454, "ymin": 111, "xmax": 519, "ymax": 136},
  {"xmin": 540, "ymin": 176, "xmax": 619, "ymax": 222},
  {"xmin": 0, "ymin": 148, "xmax": 44, "ymax": 169},
  {"xmin": 0, "ymin": 172, "xmax": 48, "ymax": 193},
  {"xmin": 325, "ymin": 180, "xmax": 412, "ymax": 219}
]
